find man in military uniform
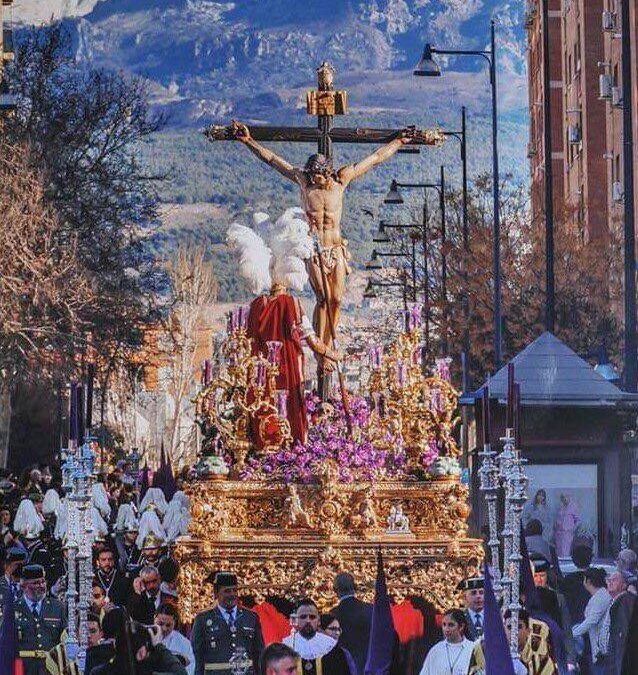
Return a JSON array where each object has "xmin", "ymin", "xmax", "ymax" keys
[
  {"xmin": 458, "ymin": 577, "xmax": 485, "ymax": 640},
  {"xmin": 14, "ymin": 564, "xmax": 67, "ymax": 675},
  {"xmin": 0, "ymin": 545, "xmax": 27, "ymax": 624},
  {"xmin": 191, "ymin": 572, "xmax": 264, "ymax": 675}
]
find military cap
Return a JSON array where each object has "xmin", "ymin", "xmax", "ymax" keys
[
  {"xmin": 206, "ymin": 571, "xmax": 238, "ymax": 588},
  {"xmin": 530, "ymin": 555, "xmax": 551, "ymax": 573},
  {"xmin": 4, "ymin": 545, "xmax": 28, "ymax": 564},
  {"xmin": 457, "ymin": 576, "xmax": 484, "ymax": 591},
  {"xmin": 21, "ymin": 563, "xmax": 46, "ymax": 581}
]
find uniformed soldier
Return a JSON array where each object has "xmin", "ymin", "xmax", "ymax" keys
[
  {"xmin": 15, "ymin": 564, "xmax": 67, "ymax": 675},
  {"xmin": 458, "ymin": 577, "xmax": 485, "ymax": 640},
  {"xmin": 0, "ymin": 545, "xmax": 28, "ymax": 624},
  {"xmin": 191, "ymin": 572, "xmax": 265, "ymax": 675}
]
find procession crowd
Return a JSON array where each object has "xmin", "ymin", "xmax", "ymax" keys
[{"xmin": 0, "ymin": 463, "xmax": 637, "ymax": 675}]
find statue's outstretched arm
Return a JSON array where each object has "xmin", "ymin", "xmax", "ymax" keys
[
  {"xmin": 230, "ymin": 121, "xmax": 299, "ymax": 182},
  {"xmin": 339, "ymin": 129, "xmax": 415, "ymax": 184}
]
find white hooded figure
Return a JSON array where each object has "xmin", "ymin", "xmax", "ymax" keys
[
  {"xmin": 13, "ymin": 498, "xmax": 44, "ymax": 538},
  {"xmin": 42, "ymin": 489, "xmax": 61, "ymax": 518},
  {"xmin": 163, "ymin": 491, "xmax": 190, "ymax": 541},
  {"xmin": 54, "ymin": 499, "xmax": 68, "ymax": 541},
  {"xmin": 136, "ymin": 509, "xmax": 166, "ymax": 549},
  {"xmin": 139, "ymin": 487, "xmax": 168, "ymax": 517},
  {"xmin": 92, "ymin": 482, "xmax": 112, "ymax": 520},
  {"xmin": 92, "ymin": 506, "xmax": 109, "ymax": 539},
  {"xmin": 115, "ymin": 503, "xmax": 139, "ymax": 533}
]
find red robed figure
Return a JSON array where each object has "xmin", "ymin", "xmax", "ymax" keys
[{"xmin": 247, "ymin": 292, "xmax": 307, "ymax": 445}]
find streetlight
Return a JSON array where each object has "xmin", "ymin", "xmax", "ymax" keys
[
  {"xmin": 416, "ymin": 21, "xmax": 502, "ymax": 367},
  {"xmin": 384, "ymin": 170, "xmax": 447, "ymax": 353}
]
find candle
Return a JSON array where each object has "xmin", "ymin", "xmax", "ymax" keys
[
  {"xmin": 276, "ymin": 390, "xmax": 288, "ymax": 417},
  {"xmin": 227, "ymin": 310, "xmax": 236, "ymax": 334},
  {"xmin": 397, "ymin": 361, "xmax": 408, "ymax": 386},
  {"xmin": 86, "ymin": 364, "xmax": 95, "ymax": 432},
  {"xmin": 238, "ymin": 306, "xmax": 248, "ymax": 331},
  {"xmin": 256, "ymin": 362, "xmax": 266, "ymax": 388},
  {"xmin": 77, "ymin": 383, "xmax": 85, "ymax": 443},
  {"xmin": 506, "ymin": 363, "xmax": 515, "ymax": 430},
  {"xmin": 369, "ymin": 345, "xmax": 383, "ymax": 369},
  {"xmin": 482, "ymin": 385, "xmax": 491, "ymax": 446},
  {"xmin": 267, "ymin": 341, "xmax": 283, "ymax": 365},
  {"xmin": 69, "ymin": 382, "xmax": 78, "ymax": 443},
  {"xmin": 514, "ymin": 383, "xmax": 522, "ymax": 448},
  {"xmin": 430, "ymin": 387, "xmax": 442, "ymax": 413},
  {"xmin": 408, "ymin": 303, "xmax": 423, "ymax": 332}
]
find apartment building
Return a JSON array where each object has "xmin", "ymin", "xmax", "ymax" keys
[{"xmin": 527, "ymin": 0, "xmax": 638, "ymax": 242}]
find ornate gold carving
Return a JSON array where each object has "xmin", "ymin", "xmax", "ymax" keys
[{"xmin": 177, "ymin": 476, "xmax": 482, "ymax": 622}]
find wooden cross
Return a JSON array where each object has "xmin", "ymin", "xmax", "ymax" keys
[{"xmin": 204, "ymin": 61, "xmax": 444, "ymax": 156}]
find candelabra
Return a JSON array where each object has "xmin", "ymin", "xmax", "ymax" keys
[
  {"xmin": 62, "ymin": 437, "xmax": 97, "ymax": 673},
  {"xmin": 498, "ymin": 428, "xmax": 516, "ymax": 609},
  {"xmin": 479, "ymin": 367, "xmax": 528, "ymax": 660},
  {"xmin": 505, "ymin": 451, "xmax": 528, "ymax": 659},
  {"xmin": 367, "ymin": 305, "xmax": 461, "ymax": 474},
  {"xmin": 195, "ymin": 307, "xmax": 292, "ymax": 473},
  {"xmin": 478, "ymin": 441, "xmax": 501, "ymax": 593}
]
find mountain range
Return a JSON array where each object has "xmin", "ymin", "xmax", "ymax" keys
[{"xmin": 11, "ymin": 1, "xmax": 531, "ymax": 301}]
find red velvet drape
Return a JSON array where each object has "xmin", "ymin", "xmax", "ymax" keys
[
  {"xmin": 247, "ymin": 294, "xmax": 307, "ymax": 444},
  {"xmin": 391, "ymin": 600, "xmax": 425, "ymax": 644},
  {"xmin": 253, "ymin": 602, "xmax": 291, "ymax": 645}
]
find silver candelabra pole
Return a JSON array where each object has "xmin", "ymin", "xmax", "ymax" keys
[
  {"xmin": 505, "ymin": 452, "xmax": 528, "ymax": 659},
  {"xmin": 497, "ymin": 428, "xmax": 516, "ymax": 608},
  {"xmin": 62, "ymin": 437, "xmax": 97, "ymax": 673},
  {"xmin": 478, "ymin": 442, "xmax": 502, "ymax": 593}
]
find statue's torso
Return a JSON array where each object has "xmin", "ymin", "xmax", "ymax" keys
[{"xmin": 299, "ymin": 175, "xmax": 344, "ymax": 246}]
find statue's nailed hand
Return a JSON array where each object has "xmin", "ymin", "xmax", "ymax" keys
[
  {"xmin": 326, "ymin": 347, "xmax": 344, "ymax": 363},
  {"xmin": 399, "ymin": 126, "xmax": 419, "ymax": 144},
  {"xmin": 230, "ymin": 120, "xmax": 251, "ymax": 142}
]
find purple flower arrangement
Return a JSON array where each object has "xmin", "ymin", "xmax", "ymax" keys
[{"xmin": 242, "ymin": 393, "xmax": 407, "ymax": 483}]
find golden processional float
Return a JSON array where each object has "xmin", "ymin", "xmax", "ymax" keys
[{"xmin": 175, "ymin": 304, "xmax": 482, "ymax": 621}]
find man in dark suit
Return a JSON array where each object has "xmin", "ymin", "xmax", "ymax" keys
[
  {"xmin": 14, "ymin": 564, "xmax": 67, "ymax": 675},
  {"xmin": 127, "ymin": 564, "xmax": 167, "ymax": 624},
  {"xmin": 458, "ymin": 577, "xmax": 484, "ymax": 641},
  {"xmin": 93, "ymin": 547, "xmax": 130, "ymax": 607},
  {"xmin": 191, "ymin": 571, "xmax": 264, "ymax": 675},
  {"xmin": 330, "ymin": 572, "xmax": 373, "ymax": 675}
]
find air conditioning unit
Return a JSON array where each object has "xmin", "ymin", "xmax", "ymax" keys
[
  {"xmin": 568, "ymin": 125, "xmax": 582, "ymax": 144},
  {"xmin": 612, "ymin": 86, "xmax": 623, "ymax": 107},
  {"xmin": 612, "ymin": 181, "xmax": 624, "ymax": 202},
  {"xmin": 599, "ymin": 74, "xmax": 612, "ymax": 99},
  {"xmin": 602, "ymin": 10, "xmax": 616, "ymax": 31}
]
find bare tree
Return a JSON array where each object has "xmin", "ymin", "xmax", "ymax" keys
[
  {"xmin": 0, "ymin": 138, "xmax": 95, "ymax": 463},
  {"xmin": 161, "ymin": 245, "xmax": 218, "ymax": 466}
]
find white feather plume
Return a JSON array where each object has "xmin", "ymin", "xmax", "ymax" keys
[
  {"xmin": 226, "ymin": 222, "xmax": 272, "ymax": 294},
  {"xmin": 226, "ymin": 207, "xmax": 312, "ymax": 293}
]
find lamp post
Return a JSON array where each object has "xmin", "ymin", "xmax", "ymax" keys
[
  {"xmin": 383, "ymin": 170, "xmax": 447, "ymax": 354},
  {"xmin": 365, "ymin": 249, "xmax": 414, "ymax": 310},
  {"xmin": 416, "ymin": 21, "xmax": 502, "ymax": 367},
  {"xmin": 621, "ymin": 0, "xmax": 637, "ymax": 392}
]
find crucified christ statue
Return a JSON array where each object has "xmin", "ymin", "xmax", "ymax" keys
[{"xmin": 229, "ymin": 120, "xmax": 415, "ymax": 375}]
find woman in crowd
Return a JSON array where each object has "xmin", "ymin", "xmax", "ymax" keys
[{"xmin": 418, "ymin": 609, "xmax": 474, "ymax": 675}]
